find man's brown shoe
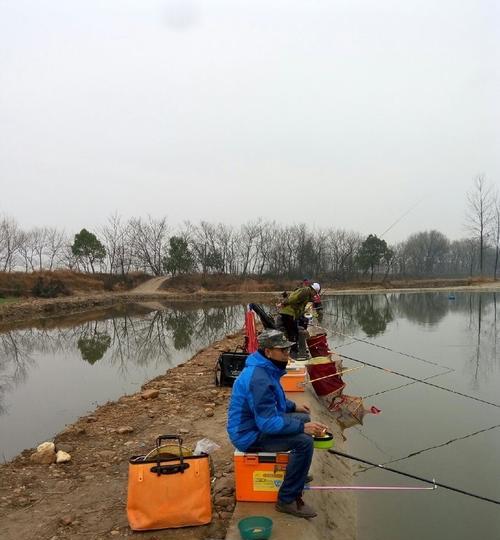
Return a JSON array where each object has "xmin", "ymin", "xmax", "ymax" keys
[{"xmin": 275, "ymin": 497, "xmax": 317, "ymax": 518}]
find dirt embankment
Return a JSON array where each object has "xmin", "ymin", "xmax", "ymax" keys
[{"xmin": 0, "ymin": 332, "xmax": 245, "ymax": 540}]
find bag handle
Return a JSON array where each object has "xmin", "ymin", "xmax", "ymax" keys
[
  {"xmin": 154, "ymin": 435, "xmax": 184, "ymax": 476},
  {"xmin": 156, "ymin": 434, "xmax": 183, "ymax": 447},
  {"xmin": 150, "ymin": 463, "xmax": 190, "ymax": 475}
]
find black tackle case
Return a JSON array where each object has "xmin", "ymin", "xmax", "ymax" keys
[{"xmin": 215, "ymin": 352, "xmax": 248, "ymax": 387}]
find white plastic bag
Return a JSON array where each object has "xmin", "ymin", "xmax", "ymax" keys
[{"xmin": 193, "ymin": 438, "xmax": 220, "ymax": 455}]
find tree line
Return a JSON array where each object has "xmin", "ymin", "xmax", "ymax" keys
[{"xmin": 1, "ymin": 176, "xmax": 499, "ymax": 280}]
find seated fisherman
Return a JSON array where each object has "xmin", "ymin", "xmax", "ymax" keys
[{"xmin": 227, "ymin": 329, "xmax": 328, "ymax": 518}]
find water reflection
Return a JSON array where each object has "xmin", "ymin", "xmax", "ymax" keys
[
  {"xmin": 323, "ymin": 295, "xmax": 394, "ymax": 338},
  {"xmin": 323, "ymin": 291, "xmax": 498, "ymax": 340},
  {"xmin": 397, "ymin": 292, "xmax": 450, "ymax": 325},
  {"xmin": 0, "ymin": 302, "xmax": 243, "ymax": 417},
  {"xmin": 354, "ymin": 295, "xmax": 393, "ymax": 337}
]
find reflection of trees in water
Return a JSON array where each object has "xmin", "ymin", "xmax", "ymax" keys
[
  {"xmin": 0, "ymin": 304, "xmax": 245, "ymax": 413},
  {"xmin": 77, "ymin": 334, "xmax": 112, "ymax": 364},
  {"xmin": 321, "ymin": 295, "xmax": 394, "ymax": 339},
  {"xmin": 354, "ymin": 295, "xmax": 393, "ymax": 337},
  {"xmin": 464, "ymin": 293, "xmax": 498, "ymax": 388},
  {"xmin": 0, "ymin": 332, "xmax": 36, "ymax": 415},
  {"xmin": 324, "ymin": 292, "xmax": 498, "ymax": 337},
  {"xmin": 396, "ymin": 292, "xmax": 450, "ymax": 325}
]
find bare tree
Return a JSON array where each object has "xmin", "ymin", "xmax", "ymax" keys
[
  {"xmin": 101, "ymin": 214, "xmax": 133, "ymax": 275},
  {"xmin": 465, "ymin": 175, "xmax": 494, "ymax": 275},
  {"xmin": 493, "ymin": 195, "xmax": 500, "ymax": 280},
  {"xmin": 0, "ymin": 216, "xmax": 24, "ymax": 271},
  {"xmin": 128, "ymin": 216, "xmax": 169, "ymax": 275},
  {"xmin": 46, "ymin": 228, "xmax": 67, "ymax": 270}
]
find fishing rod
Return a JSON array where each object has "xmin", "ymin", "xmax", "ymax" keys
[
  {"xmin": 298, "ymin": 365, "xmax": 365, "ymax": 387},
  {"xmin": 337, "ymin": 352, "xmax": 500, "ymax": 409},
  {"xmin": 379, "ymin": 196, "xmax": 427, "ymax": 238},
  {"xmin": 329, "ymin": 449, "xmax": 500, "ymax": 506},
  {"xmin": 305, "ymin": 483, "xmax": 436, "ymax": 492}
]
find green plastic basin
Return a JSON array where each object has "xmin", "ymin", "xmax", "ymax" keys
[
  {"xmin": 238, "ymin": 516, "xmax": 273, "ymax": 540},
  {"xmin": 313, "ymin": 431, "xmax": 334, "ymax": 449}
]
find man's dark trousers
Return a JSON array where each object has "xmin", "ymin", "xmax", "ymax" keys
[{"xmin": 247, "ymin": 413, "xmax": 313, "ymax": 503}]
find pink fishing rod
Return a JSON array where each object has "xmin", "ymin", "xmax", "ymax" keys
[{"xmin": 305, "ymin": 484, "xmax": 436, "ymax": 492}]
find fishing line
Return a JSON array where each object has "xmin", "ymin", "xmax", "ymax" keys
[
  {"xmin": 328, "ymin": 327, "xmax": 452, "ymax": 370},
  {"xmin": 337, "ymin": 353, "xmax": 500, "ymax": 409},
  {"xmin": 329, "ymin": 449, "xmax": 500, "ymax": 505},
  {"xmin": 334, "ymin": 339, "xmax": 358, "ymax": 349},
  {"xmin": 357, "ymin": 423, "xmax": 500, "ymax": 472},
  {"xmin": 379, "ymin": 197, "xmax": 426, "ymax": 238},
  {"xmin": 362, "ymin": 368, "xmax": 454, "ymax": 399}
]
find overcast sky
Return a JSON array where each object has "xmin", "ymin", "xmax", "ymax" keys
[{"xmin": 1, "ymin": 0, "xmax": 498, "ymax": 243}]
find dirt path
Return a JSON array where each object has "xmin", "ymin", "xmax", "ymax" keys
[{"xmin": 131, "ymin": 277, "xmax": 168, "ymax": 294}]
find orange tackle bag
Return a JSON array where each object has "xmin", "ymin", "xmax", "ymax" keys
[{"xmin": 126, "ymin": 435, "xmax": 212, "ymax": 531}]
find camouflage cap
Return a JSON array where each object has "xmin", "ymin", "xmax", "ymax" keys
[{"xmin": 258, "ymin": 329, "xmax": 295, "ymax": 349}]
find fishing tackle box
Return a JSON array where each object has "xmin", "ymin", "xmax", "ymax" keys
[
  {"xmin": 233, "ymin": 451, "xmax": 289, "ymax": 502},
  {"xmin": 215, "ymin": 352, "xmax": 248, "ymax": 387},
  {"xmin": 280, "ymin": 363, "xmax": 306, "ymax": 392}
]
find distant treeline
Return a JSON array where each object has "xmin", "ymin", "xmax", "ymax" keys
[{"xmin": 0, "ymin": 213, "xmax": 498, "ymax": 280}]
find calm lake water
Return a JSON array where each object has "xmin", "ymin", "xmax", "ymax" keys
[
  {"xmin": 319, "ymin": 291, "xmax": 500, "ymax": 540},
  {"xmin": 0, "ymin": 291, "xmax": 498, "ymax": 538}
]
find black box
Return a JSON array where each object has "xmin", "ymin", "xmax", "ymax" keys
[{"xmin": 215, "ymin": 352, "xmax": 249, "ymax": 387}]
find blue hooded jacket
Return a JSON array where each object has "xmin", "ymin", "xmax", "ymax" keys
[{"xmin": 227, "ymin": 350, "xmax": 305, "ymax": 451}]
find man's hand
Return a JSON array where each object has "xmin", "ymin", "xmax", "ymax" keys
[
  {"xmin": 303, "ymin": 422, "xmax": 329, "ymax": 437},
  {"xmin": 295, "ymin": 404, "xmax": 310, "ymax": 414}
]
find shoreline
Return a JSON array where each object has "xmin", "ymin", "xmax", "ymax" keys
[{"xmin": 1, "ymin": 281, "xmax": 498, "ymax": 330}]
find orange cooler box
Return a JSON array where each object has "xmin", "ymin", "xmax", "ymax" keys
[
  {"xmin": 281, "ymin": 366, "xmax": 306, "ymax": 392},
  {"xmin": 234, "ymin": 451, "xmax": 289, "ymax": 502}
]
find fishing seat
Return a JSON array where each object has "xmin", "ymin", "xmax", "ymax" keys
[{"xmin": 233, "ymin": 450, "xmax": 290, "ymax": 502}]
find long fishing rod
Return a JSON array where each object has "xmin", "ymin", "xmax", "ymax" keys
[
  {"xmin": 337, "ymin": 352, "xmax": 500, "ymax": 409},
  {"xmin": 329, "ymin": 449, "xmax": 500, "ymax": 506},
  {"xmin": 298, "ymin": 365, "xmax": 364, "ymax": 387},
  {"xmin": 379, "ymin": 196, "xmax": 426, "ymax": 238},
  {"xmin": 305, "ymin": 484, "xmax": 436, "ymax": 492}
]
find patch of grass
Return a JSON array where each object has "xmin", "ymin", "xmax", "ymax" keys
[{"xmin": 0, "ymin": 297, "xmax": 18, "ymax": 306}]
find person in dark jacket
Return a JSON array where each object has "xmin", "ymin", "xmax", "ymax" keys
[{"xmin": 227, "ymin": 329, "xmax": 328, "ymax": 518}]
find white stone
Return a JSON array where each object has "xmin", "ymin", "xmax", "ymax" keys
[
  {"xmin": 56, "ymin": 451, "xmax": 71, "ymax": 464},
  {"xmin": 37, "ymin": 441, "xmax": 55, "ymax": 453}
]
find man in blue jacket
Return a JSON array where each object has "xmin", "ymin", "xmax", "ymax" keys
[{"xmin": 227, "ymin": 329, "xmax": 328, "ymax": 518}]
